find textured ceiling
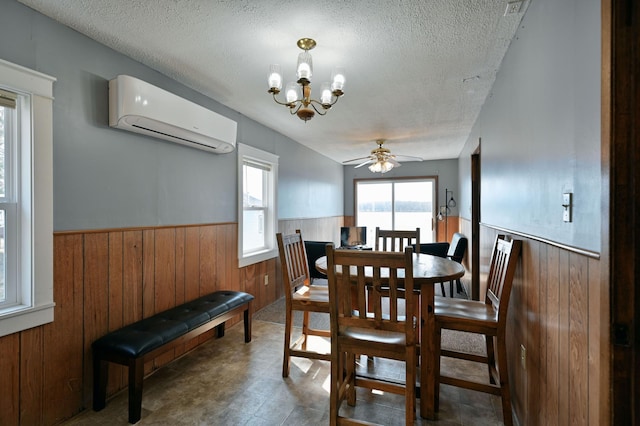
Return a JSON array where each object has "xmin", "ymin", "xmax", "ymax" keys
[{"xmin": 18, "ymin": 0, "xmax": 528, "ymax": 164}]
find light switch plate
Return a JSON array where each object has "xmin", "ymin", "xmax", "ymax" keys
[{"xmin": 563, "ymin": 192, "xmax": 572, "ymax": 222}]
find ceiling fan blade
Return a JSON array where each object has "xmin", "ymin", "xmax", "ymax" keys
[
  {"xmin": 394, "ymin": 154, "xmax": 423, "ymax": 162},
  {"xmin": 343, "ymin": 155, "xmax": 374, "ymax": 164},
  {"xmin": 354, "ymin": 159, "xmax": 375, "ymax": 168}
]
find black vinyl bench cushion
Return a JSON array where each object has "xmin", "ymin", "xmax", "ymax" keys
[
  {"xmin": 92, "ymin": 291, "xmax": 253, "ymax": 358},
  {"xmin": 92, "ymin": 290, "xmax": 253, "ymax": 423}
]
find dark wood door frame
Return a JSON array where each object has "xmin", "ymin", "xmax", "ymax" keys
[
  {"xmin": 471, "ymin": 143, "xmax": 481, "ymax": 301},
  {"xmin": 608, "ymin": 0, "xmax": 638, "ymax": 424}
]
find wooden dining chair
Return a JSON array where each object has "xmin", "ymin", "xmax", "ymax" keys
[
  {"xmin": 374, "ymin": 227, "xmax": 421, "ymax": 335},
  {"xmin": 326, "ymin": 244, "xmax": 417, "ymax": 426},
  {"xmin": 374, "ymin": 227, "xmax": 420, "ymax": 252},
  {"xmin": 434, "ymin": 235, "xmax": 522, "ymax": 426},
  {"xmin": 276, "ymin": 231, "xmax": 331, "ymax": 378},
  {"xmin": 443, "ymin": 232, "xmax": 468, "ymax": 297}
]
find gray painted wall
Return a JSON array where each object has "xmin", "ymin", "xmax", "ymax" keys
[
  {"xmin": 343, "ymin": 159, "xmax": 459, "ymax": 217},
  {"xmin": 1, "ymin": 1, "xmax": 343, "ymax": 231},
  {"xmin": 458, "ymin": 0, "xmax": 600, "ymax": 253}
]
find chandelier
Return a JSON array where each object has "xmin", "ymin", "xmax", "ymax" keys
[{"xmin": 267, "ymin": 38, "xmax": 345, "ymax": 122}]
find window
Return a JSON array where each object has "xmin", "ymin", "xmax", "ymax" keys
[
  {"xmin": 355, "ymin": 178, "xmax": 436, "ymax": 246},
  {"xmin": 237, "ymin": 143, "xmax": 278, "ymax": 267},
  {"xmin": 0, "ymin": 59, "xmax": 55, "ymax": 337}
]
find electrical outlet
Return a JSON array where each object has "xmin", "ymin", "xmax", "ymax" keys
[
  {"xmin": 264, "ymin": 274, "xmax": 269, "ymax": 286},
  {"xmin": 520, "ymin": 344, "xmax": 526, "ymax": 370}
]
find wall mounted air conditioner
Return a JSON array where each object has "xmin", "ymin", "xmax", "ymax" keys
[{"xmin": 109, "ymin": 75, "xmax": 237, "ymax": 154}]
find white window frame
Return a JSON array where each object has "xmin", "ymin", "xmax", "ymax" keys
[
  {"xmin": 0, "ymin": 59, "xmax": 55, "ymax": 337},
  {"xmin": 237, "ymin": 143, "xmax": 278, "ymax": 267},
  {"xmin": 355, "ymin": 177, "xmax": 437, "ymax": 245}
]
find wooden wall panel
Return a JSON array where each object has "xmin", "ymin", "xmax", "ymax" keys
[
  {"xmin": 557, "ymin": 249, "xmax": 570, "ymax": 426},
  {"xmin": 183, "ymin": 227, "xmax": 202, "ymax": 353},
  {"xmin": 184, "ymin": 226, "xmax": 201, "ymax": 301},
  {"xmin": 107, "ymin": 232, "xmax": 125, "ymax": 393},
  {"xmin": 568, "ymin": 253, "xmax": 588, "ymax": 425},
  {"xmin": 476, "ymin": 225, "xmax": 605, "ymax": 426},
  {"xmin": 174, "ymin": 228, "xmax": 187, "ymax": 357},
  {"xmin": 199, "ymin": 226, "xmax": 217, "ymax": 296},
  {"xmin": 46, "ymin": 235, "xmax": 85, "ymax": 425},
  {"xmin": 81, "ymin": 233, "xmax": 109, "ymax": 411},
  {"xmin": 544, "ymin": 245, "xmax": 561, "ymax": 425},
  {"xmin": 587, "ymin": 257, "xmax": 607, "ymax": 425},
  {"xmin": 19, "ymin": 328, "xmax": 43, "ymax": 425},
  {"xmin": 525, "ymin": 240, "xmax": 541, "ymax": 424},
  {"xmin": 153, "ymin": 228, "xmax": 177, "ymax": 368},
  {"xmin": 142, "ymin": 229, "xmax": 155, "ymax": 319},
  {"xmin": 0, "ymin": 333, "xmax": 19, "ymax": 425}
]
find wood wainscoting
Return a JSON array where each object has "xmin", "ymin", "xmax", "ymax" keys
[
  {"xmin": 1, "ymin": 218, "xmax": 343, "ymax": 425},
  {"xmin": 459, "ymin": 218, "xmax": 609, "ymax": 425},
  {"xmin": 0, "ymin": 222, "xmax": 284, "ymax": 425}
]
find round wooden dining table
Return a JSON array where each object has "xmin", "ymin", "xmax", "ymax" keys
[{"xmin": 315, "ymin": 251, "xmax": 465, "ymax": 420}]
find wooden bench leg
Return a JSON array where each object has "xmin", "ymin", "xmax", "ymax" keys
[
  {"xmin": 128, "ymin": 357, "xmax": 144, "ymax": 424},
  {"xmin": 215, "ymin": 323, "xmax": 225, "ymax": 338},
  {"xmin": 244, "ymin": 302, "xmax": 252, "ymax": 343},
  {"xmin": 92, "ymin": 353, "xmax": 108, "ymax": 411}
]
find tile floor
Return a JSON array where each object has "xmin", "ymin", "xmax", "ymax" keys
[{"xmin": 64, "ymin": 320, "xmax": 505, "ymax": 425}]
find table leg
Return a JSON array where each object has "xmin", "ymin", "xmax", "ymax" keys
[{"xmin": 420, "ymin": 284, "xmax": 436, "ymax": 419}]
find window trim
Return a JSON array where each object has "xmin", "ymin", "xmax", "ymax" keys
[
  {"xmin": 237, "ymin": 143, "xmax": 278, "ymax": 268},
  {"xmin": 0, "ymin": 58, "xmax": 55, "ymax": 338}
]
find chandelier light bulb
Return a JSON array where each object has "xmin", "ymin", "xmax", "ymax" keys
[
  {"xmin": 285, "ymin": 82, "xmax": 299, "ymax": 103},
  {"xmin": 331, "ymin": 67, "xmax": 346, "ymax": 92},
  {"xmin": 320, "ymin": 83, "xmax": 332, "ymax": 104},
  {"xmin": 296, "ymin": 51, "xmax": 313, "ymax": 80},
  {"xmin": 268, "ymin": 64, "xmax": 282, "ymax": 90}
]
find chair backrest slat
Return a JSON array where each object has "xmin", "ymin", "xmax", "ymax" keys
[
  {"xmin": 277, "ymin": 230, "xmax": 311, "ymax": 294},
  {"xmin": 484, "ymin": 235, "xmax": 522, "ymax": 319},
  {"xmin": 375, "ymin": 227, "xmax": 420, "ymax": 252}
]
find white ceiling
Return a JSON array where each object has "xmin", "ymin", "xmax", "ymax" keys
[{"xmin": 18, "ymin": 0, "xmax": 528, "ymax": 164}]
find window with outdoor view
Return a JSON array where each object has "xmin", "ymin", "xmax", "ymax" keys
[
  {"xmin": 355, "ymin": 178, "xmax": 436, "ymax": 246},
  {"xmin": 237, "ymin": 143, "xmax": 278, "ymax": 267},
  {"xmin": 0, "ymin": 59, "xmax": 55, "ymax": 337}
]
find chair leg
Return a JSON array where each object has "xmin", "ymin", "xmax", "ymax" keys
[
  {"xmin": 434, "ymin": 324, "xmax": 442, "ymax": 412},
  {"xmin": 406, "ymin": 345, "xmax": 416, "ymax": 423},
  {"xmin": 330, "ymin": 350, "xmax": 342, "ymax": 426},
  {"xmin": 283, "ymin": 308, "xmax": 294, "ymax": 378},
  {"xmin": 346, "ymin": 352, "xmax": 357, "ymax": 406},
  {"xmin": 485, "ymin": 335, "xmax": 496, "ymax": 385},
  {"xmin": 496, "ymin": 334, "xmax": 514, "ymax": 426},
  {"xmin": 301, "ymin": 311, "xmax": 310, "ymax": 350},
  {"xmin": 329, "ymin": 352, "xmax": 348, "ymax": 426}
]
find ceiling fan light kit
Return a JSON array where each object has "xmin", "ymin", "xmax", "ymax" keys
[
  {"xmin": 343, "ymin": 139, "xmax": 423, "ymax": 174},
  {"xmin": 268, "ymin": 38, "xmax": 345, "ymax": 122}
]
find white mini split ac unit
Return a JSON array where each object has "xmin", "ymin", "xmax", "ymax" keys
[{"xmin": 109, "ymin": 75, "xmax": 237, "ymax": 154}]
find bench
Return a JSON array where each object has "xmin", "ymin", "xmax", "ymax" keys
[{"xmin": 92, "ymin": 290, "xmax": 254, "ymax": 423}]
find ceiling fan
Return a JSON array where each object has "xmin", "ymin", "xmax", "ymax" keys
[{"xmin": 342, "ymin": 139, "xmax": 423, "ymax": 173}]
